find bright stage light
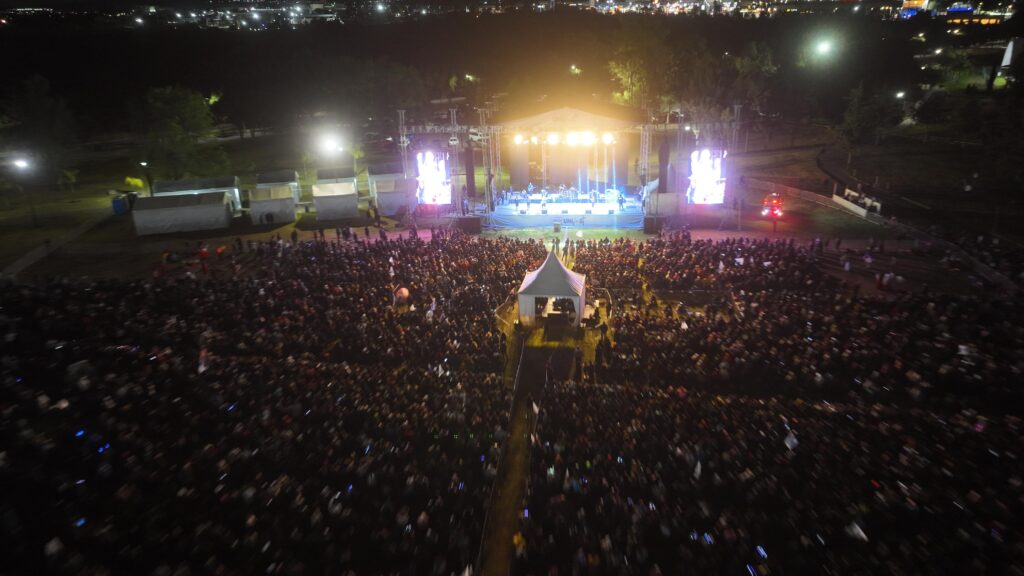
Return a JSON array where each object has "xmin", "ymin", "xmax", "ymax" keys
[
  {"xmin": 602, "ymin": 132, "xmax": 615, "ymax": 145},
  {"xmin": 547, "ymin": 133, "xmax": 560, "ymax": 146},
  {"xmin": 530, "ymin": 135, "xmax": 539, "ymax": 145},
  {"xmin": 581, "ymin": 131, "xmax": 596, "ymax": 146},
  {"xmin": 565, "ymin": 132, "xmax": 579, "ymax": 147},
  {"xmin": 513, "ymin": 134, "xmax": 524, "ymax": 145}
]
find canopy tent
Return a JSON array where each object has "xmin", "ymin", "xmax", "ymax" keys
[
  {"xmin": 517, "ymin": 251, "xmax": 586, "ymax": 327},
  {"xmin": 492, "ymin": 99, "xmax": 641, "ymax": 131},
  {"xmin": 313, "ymin": 182, "xmax": 359, "ymax": 220},
  {"xmin": 368, "ymin": 173, "xmax": 417, "ymax": 217},
  {"xmin": 132, "ymin": 192, "xmax": 232, "ymax": 236},
  {"xmin": 152, "ymin": 177, "xmax": 241, "ymax": 212},
  {"xmin": 249, "ymin": 186, "xmax": 296, "ymax": 225},
  {"xmin": 256, "ymin": 170, "xmax": 301, "ymax": 203}
]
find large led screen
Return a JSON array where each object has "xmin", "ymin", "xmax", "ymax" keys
[
  {"xmin": 416, "ymin": 151, "xmax": 451, "ymax": 205},
  {"xmin": 686, "ymin": 149, "xmax": 726, "ymax": 205}
]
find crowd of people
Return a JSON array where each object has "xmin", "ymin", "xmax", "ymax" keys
[
  {"xmin": 3, "ymin": 226, "xmax": 1022, "ymax": 576},
  {"xmin": 1, "ymin": 232, "xmax": 547, "ymax": 575},
  {"xmin": 517, "ymin": 234, "xmax": 1024, "ymax": 575},
  {"xmin": 518, "ymin": 382, "xmax": 1023, "ymax": 575}
]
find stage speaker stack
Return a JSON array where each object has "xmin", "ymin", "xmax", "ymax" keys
[
  {"xmin": 455, "ymin": 216, "xmax": 482, "ymax": 234},
  {"xmin": 464, "ymin": 145, "xmax": 476, "ymax": 198},
  {"xmin": 644, "ymin": 216, "xmax": 667, "ymax": 234},
  {"xmin": 657, "ymin": 139, "xmax": 670, "ymax": 195}
]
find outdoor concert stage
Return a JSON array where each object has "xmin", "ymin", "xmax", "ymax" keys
[{"xmin": 488, "ymin": 198, "xmax": 644, "ymax": 229}]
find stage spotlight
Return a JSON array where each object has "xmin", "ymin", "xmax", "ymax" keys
[
  {"xmin": 566, "ymin": 132, "xmax": 579, "ymax": 147},
  {"xmin": 547, "ymin": 133, "xmax": 560, "ymax": 146},
  {"xmin": 602, "ymin": 132, "xmax": 615, "ymax": 145},
  {"xmin": 530, "ymin": 135, "xmax": 539, "ymax": 145},
  {"xmin": 513, "ymin": 134, "xmax": 524, "ymax": 145},
  {"xmin": 582, "ymin": 131, "xmax": 596, "ymax": 146}
]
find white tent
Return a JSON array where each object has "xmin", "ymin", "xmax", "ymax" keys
[
  {"xmin": 313, "ymin": 182, "xmax": 359, "ymax": 220},
  {"xmin": 153, "ymin": 177, "xmax": 241, "ymax": 212},
  {"xmin": 249, "ymin": 187, "xmax": 296, "ymax": 225},
  {"xmin": 369, "ymin": 176, "xmax": 417, "ymax": 217},
  {"xmin": 132, "ymin": 192, "xmax": 232, "ymax": 236},
  {"xmin": 517, "ymin": 251, "xmax": 586, "ymax": 327}
]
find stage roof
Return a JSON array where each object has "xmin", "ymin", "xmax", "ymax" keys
[{"xmin": 493, "ymin": 100, "xmax": 642, "ymax": 131}]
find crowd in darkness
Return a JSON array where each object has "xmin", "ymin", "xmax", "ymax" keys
[
  {"xmin": 519, "ymin": 234, "xmax": 1024, "ymax": 575},
  {"xmin": 3, "ymin": 228, "xmax": 1023, "ymax": 576},
  {"xmin": 1, "ymin": 233, "xmax": 546, "ymax": 576}
]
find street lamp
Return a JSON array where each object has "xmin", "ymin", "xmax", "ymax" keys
[
  {"xmin": 139, "ymin": 161, "xmax": 154, "ymax": 195},
  {"xmin": 815, "ymin": 40, "xmax": 833, "ymax": 56},
  {"xmin": 11, "ymin": 158, "xmax": 38, "ymax": 227},
  {"xmin": 570, "ymin": 64, "xmax": 582, "ymax": 76},
  {"xmin": 895, "ymin": 91, "xmax": 906, "ymax": 99}
]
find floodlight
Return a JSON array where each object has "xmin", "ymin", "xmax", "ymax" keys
[
  {"xmin": 319, "ymin": 135, "xmax": 343, "ymax": 155},
  {"xmin": 566, "ymin": 132, "xmax": 579, "ymax": 147},
  {"xmin": 376, "ymin": 3, "xmax": 386, "ymax": 12},
  {"xmin": 13, "ymin": 158, "xmax": 30, "ymax": 170},
  {"xmin": 602, "ymin": 132, "xmax": 615, "ymax": 145},
  {"xmin": 581, "ymin": 131, "xmax": 596, "ymax": 146},
  {"xmin": 513, "ymin": 134, "xmax": 524, "ymax": 145},
  {"xmin": 935, "ymin": 48, "xmax": 943, "ymax": 55},
  {"xmin": 135, "ymin": 17, "xmax": 144, "ymax": 24},
  {"xmin": 815, "ymin": 40, "xmax": 832, "ymax": 55},
  {"xmin": 895, "ymin": 91, "xmax": 906, "ymax": 99},
  {"xmin": 546, "ymin": 133, "xmax": 560, "ymax": 146}
]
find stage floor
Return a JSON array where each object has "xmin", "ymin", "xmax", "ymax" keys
[{"xmin": 488, "ymin": 201, "xmax": 644, "ymax": 229}]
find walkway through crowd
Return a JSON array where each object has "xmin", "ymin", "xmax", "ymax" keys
[{"xmin": 479, "ymin": 347, "xmax": 576, "ymax": 576}]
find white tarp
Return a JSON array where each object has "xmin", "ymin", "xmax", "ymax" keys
[
  {"xmin": 132, "ymin": 192, "xmax": 232, "ymax": 236},
  {"xmin": 249, "ymin": 187, "xmax": 296, "ymax": 225},
  {"xmin": 517, "ymin": 251, "xmax": 586, "ymax": 327},
  {"xmin": 370, "ymin": 177, "xmax": 416, "ymax": 216},
  {"xmin": 313, "ymin": 183, "xmax": 359, "ymax": 220}
]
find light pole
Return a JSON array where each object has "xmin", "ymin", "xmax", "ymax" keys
[
  {"xmin": 139, "ymin": 161, "xmax": 154, "ymax": 196},
  {"xmin": 11, "ymin": 158, "xmax": 37, "ymax": 227}
]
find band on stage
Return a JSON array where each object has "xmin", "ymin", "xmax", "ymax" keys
[{"xmin": 494, "ymin": 183, "xmax": 632, "ymax": 211}]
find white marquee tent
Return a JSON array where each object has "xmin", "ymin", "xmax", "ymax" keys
[
  {"xmin": 132, "ymin": 192, "xmax": 232, "ymax": 236},
  {"xmin": 369, "ymin": 175, "xmax": 417, "ymax": 217},
  {"xmin": 249, "ymin": 186, "xmax": 296, "ymax": 225},
  {"xmin": 517, "ymin": 250, "xmax": 586, "ymax": 327},
  {"xmin": 313, "ymin": 182, "xmax": 359, "ymax": 220}
]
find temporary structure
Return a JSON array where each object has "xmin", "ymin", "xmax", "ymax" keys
[
  {"xmin": 256, "ymin": 170, "xmax": 301, "ymax": 203},
  {"xmin": 249, "ymin": 186, "xmax": 296, "ymax": 225},
  {"xmin": 132, "ymin": 192, "xmax": 232, "ymax": 236},
  {"xmin": 313, "ymin": 182, "xmax": 359, "ymax": 220},
  {"xmin": 152, "ymin": 177, "xmax": 241, "ymax": 211},
  {"xmin": 369, "ymin": 175, "xmax": 416, "ymax": 217},
  {"xmin": 517, "ymin": 251, "xmax": 586, "ymax": 327}
]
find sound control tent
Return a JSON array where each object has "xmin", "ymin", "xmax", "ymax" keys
[
  {"xmin": 369, "ymin": 173, "xmax": 417, "ymax": 217},
  {"xmin": 517, "ymin": 251, "xmax": 586, "ymax": 327}
]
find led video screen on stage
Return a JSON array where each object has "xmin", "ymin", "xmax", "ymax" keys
[
  {"xmin": 687, "ymin": 149, "xmax": 727, "ymax": 205},
  {"xmin": 416, "ymin": 151, "xmax": 451, "ymax": 205}
]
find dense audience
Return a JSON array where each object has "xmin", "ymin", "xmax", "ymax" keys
[
  {"xmin": 3, "ymin": 228, "xmax": 1022, "ymax": 576},
  {"xmin": 519, "ymin": 382, "xmax": 1023, "ymax": 575},
  {"xmin": 1, "ymin": 232, "xmax": 545, "ymax": 575}
]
